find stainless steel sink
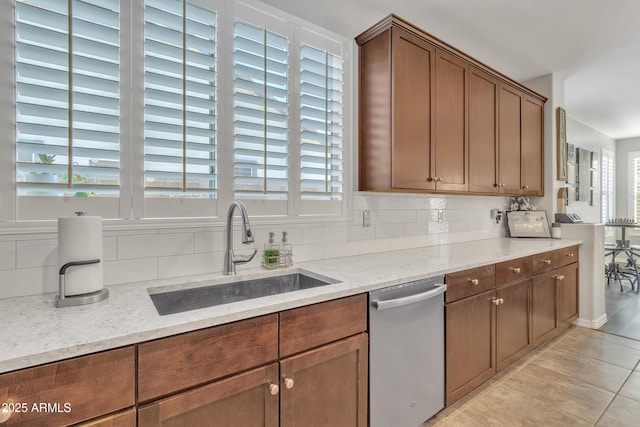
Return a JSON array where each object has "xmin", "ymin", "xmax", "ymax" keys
[{"xmin": 149, "ymin": 271, "xmax": 339, "ymax": 315}]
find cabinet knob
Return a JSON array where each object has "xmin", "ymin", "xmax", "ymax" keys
[
  {"xmin": 542, "ymin": 259, "xmax": 552, "ymax": 265},
  {"xmin": 500, "ymin": 183, "xmax": 506, "ymax": 187},
  {"xmin": 554, "ymin": 275, "xmax": 565, "ymax": 281},
  {"xmin": 268, "ymin": 383, "xmax": 280, "ymax": 395},
  {"xmin": 468, "ymin": 278, "xmax": 479, "ymax": 285},
  {"xmin": 492, "ymin": 298, "xmax": 500, "ymax": 306},
  {"xmin": 523, "ymin": 185, "xmax": 529, "ymax": 189},
  {"xmin": 565, "ymin": 253, "xmax": 575, "ymax": 258},
  {"xmin": 283, "ymin": 377, "xmax": 294, "ymax": 389},
  {"xmin": 494, "ymin": 183, "xmax": 499, "ymax": 188},
  {"xmin": 509, "ymin": 267, "xmax": 521, "ymax": 274},
  {"xmin": 499, "ymin": 298, "xmax": 504, "ymax": 304}
]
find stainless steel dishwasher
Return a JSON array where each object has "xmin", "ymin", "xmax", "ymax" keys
[{"xmin": 369, "ymin": 276, "xmax": 446, "ymax": 427}]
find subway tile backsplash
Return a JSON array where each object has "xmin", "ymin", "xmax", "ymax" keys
[{"xmin": 0, "ymin": 193, "xmax": 509, "ymax": 299}]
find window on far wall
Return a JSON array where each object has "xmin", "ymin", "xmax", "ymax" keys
[
  {"xmin": 631, "ymin": 152, "xmax": 640, "ymax": 222},
  {"xmin": 601, "ymin": 148, "xmax": 614, "ymax": 222}
]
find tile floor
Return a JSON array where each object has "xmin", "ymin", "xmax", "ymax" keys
[
  {"xmin": 599, "ymin": 278, "xmax": 640, "ymax": 341},
  {"xmin": 426, "ymin": 327, "xmax": 640, "ymax": 426}
]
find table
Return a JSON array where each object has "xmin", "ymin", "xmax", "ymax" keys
[{"xmin": 604, "ymin": 223, "xmax": 640, "ymax": 292}]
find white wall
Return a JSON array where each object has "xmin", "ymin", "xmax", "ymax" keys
[
  {"xmin": 565, "ymin": 117, "xmax": 616, "ymax": 223},
  {"xmin": 0, "ymin": 193, "xmax": 508, "ymax": 299}
]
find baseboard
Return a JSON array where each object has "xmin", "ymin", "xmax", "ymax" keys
[{"xmin": 574, "ymin": 313, "xmax": 608, "ymax": 329}]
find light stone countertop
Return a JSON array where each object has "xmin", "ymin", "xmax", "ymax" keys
[{"xmin": 0, "ymin": 237, "xmax": 581, "ymax": 374}]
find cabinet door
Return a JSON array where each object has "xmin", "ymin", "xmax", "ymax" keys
[
  {"xmin": 138, "ymin": 364, "xmax": 279, "ymax": 427},
  {"xmin": 280, "ymin": 333, "xmax": 368, "ymax": 427},
  {"xmin": 445, "ymin": 290, "xmax": 496, "ymax": 405},
  {"xmin": 532, "ymin": 271, "xmax": 558, "ymax": 347},
  {"xmin": 496, "ymin": 279, "xmax": 532, "ymax": 371},
  {"xmin": 391, "ymin": 27, "xmax": 435, "ymax": 190},
  {"xmin": 76, "ymin": 409, "xmax": 136, "ymax": 427},
  {"xmin": 434, "ymin": 49, "xmax": 468, "ymax": 191},
  {"xmin": 557, "ymin": 262, "xmax": 579, "ymax": 330},
  {"xmin": 498, "ymin": 84, "xmax": 523, "ymax": 193},
  {"xmin": 468, "ymin": 66, "xmax": 499, "ymax": 193},
  {"xmin": 521, "ymin": 95, "xmax": 544, "ymax": 196}
]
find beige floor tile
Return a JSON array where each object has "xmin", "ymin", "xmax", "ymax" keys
[
  {"xmin": 552, "ymin": 329, "xmax": 640, "ymax": 369},
  {"xmin": 441, "ymin": 382, "xmax": 592, "ymax": 427},
  {"xmin": 596, "ymin": 395, "xmax": 640, "ymax": 426},
  {"xmin": 531, "ymin": 348, "xmax": 631, "ymax": 393},
  {"xmin": 619, "ymin": 371, "xmax": 640, "ymax": 402},
  {"xmin": 502, "ymin": 363, "xmax": 614, "ymax": 423}
]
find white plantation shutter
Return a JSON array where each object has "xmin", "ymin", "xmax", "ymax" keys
[
  {"xmin": 233, "ymin": 20, "xmax": 289, "ymax": 200},
  {"xmin": 601, "ymin": 148, "xmax": 614, "ymax": 222},
  {"xmin": 15, "ymin": 0, "xmax": 120, "ymax": 197},
  {"xmin": 299, "ymin": 44, "xmax": 344, "ymax": 201},
  {"xmin": 144, "ymin": 0, "xmax": 217, "ymax": 198},
  {"xmin": 634, "ymin": 156, "xmax": 640, "ymax": 222}
]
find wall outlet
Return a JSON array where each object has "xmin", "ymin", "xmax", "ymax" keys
[
  {"xmin": 363, "ymin": 210, "xmax": 371, "ymax": 227},
  {"xmin": 437, "ymin": 209, "xmax": 444, "ymax": 223}
]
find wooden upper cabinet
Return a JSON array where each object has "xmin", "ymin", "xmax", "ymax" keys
[
  {"xmin": 390, "ymin": 27, "xmax": 436, "ymax": 190},
  {"xmin": 434, "ymin": 49, "xmax": 469, "ymax": 191},
  {"xmin": 357, "ymin": 14, "xmax": 546, "ymax": 196},
  {"xmin": 469, "ymin": 66, "xmax": 499, "ymax": 193},
  {"xmin": 521, "ymin": 95, "xmax": 545, "ymax": 196},
  {"xmin": 498, "ymin": 84, "xmax": 523, "ymax": 194}
]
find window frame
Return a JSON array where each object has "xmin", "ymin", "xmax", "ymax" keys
[{"xmin": 1, "ymin": 0, "xmax": 352, "ymax": 224}]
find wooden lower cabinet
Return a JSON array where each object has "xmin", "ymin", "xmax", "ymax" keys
[
  {"xmin": 496, "ymin": 279, "xmax": 532, "ymax": 371},
  {"xmin": 280, "ymin": 333, "xmax": 368, "ymax": 427},
  {"xmin": 532, "ymin": 271, "xmax": 558, "ymax": 347},
  {"xmin": 558, "ymin": 262, "xmax": 579, "ymax": 330},
  {"xmin": 76, "ymin": 409, "xmax": 136, "ymax": 427},
  {"xmin": 445, "ymin": 289, "xmax": 496, "ymax": 405},
  {"xmin": 138, "ymin": 364, "xmax": 279, "ymax": 427}
]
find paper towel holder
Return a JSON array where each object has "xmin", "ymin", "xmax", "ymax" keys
[{"xmin": 55, "ymin": 259, "xmax": 109, "ymax": 308}]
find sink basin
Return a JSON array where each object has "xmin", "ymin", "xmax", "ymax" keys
[{"xmin": 149, "ymin": 271, "xmax": 339, "ymax": 315}]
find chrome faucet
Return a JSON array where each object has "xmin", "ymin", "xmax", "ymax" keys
[{"xmin": 224, "ymin": 200, "xmax": 257, "ymax": 275}]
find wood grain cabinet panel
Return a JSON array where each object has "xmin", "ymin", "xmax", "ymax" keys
[
  {"xmin": 495, "ymin": 256, "xmax": 531, "ymax": 286},
  {"xmin": 76, "ymin": 409, "xmax": 136, "ymax": 427},
  {"xmin": 137, "ymin": 314, "xmax": 278, "ymax": 402},
  {"xmin": 280, "ymin": 294, "xmax": 367, "ymax": 358},
  {"xmin": 468, "ymin": 66, "xmax": 500, "ymax": 193},
  {"xmin": 532, "ymin": 270, "xmax": 558, "ymax": 347},
  {"xmin": 558, "ymin": 245, "xmax": 579, "ymax": 267},
  {"xmin": 445, "ymin": 264, "xmax": 495, "ymax": 303},
  {"xmin": 0, "ymin": 347, "xmax": 134, "ymax": 427},
  {"xmin": 445, "ymin": 289, "xmax": 496, "ymax": 405},
  {"xmin": 434, "ymin": 48, "xmax": 469, "ymax": 192},
  {"xmin": 532, "ymin": 250, "xmax": 559, "ymax": 275},
  {"xmin": 521, "ymin": 95, "xmax": 545, "ymax": 196},
  {"xmin": 498, "ymin": 84, "xmax": 523, "ymax": 194},
  {"xmin": 557, "ymin": 262, "xmax": 579, "ymax": 331},
  {"xmin": 280, "ymin": 333, "xmax": 368, "ymax": 427},
  {"xmin": 138, "ymin": 364, "xmax": 279, "ymax": 427},
  {"xmin": 496, "ymin": 279, "xmax": 532, "ymax": 371}
]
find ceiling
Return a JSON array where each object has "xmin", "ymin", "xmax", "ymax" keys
[{"xmin": 262, "ymin": 0, "xmax": 640, "ymax": 140}]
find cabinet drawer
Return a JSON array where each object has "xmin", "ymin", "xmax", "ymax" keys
[
  {"xmin": 445, "ymin": 265, "xmax": 495, "ymax": 302},
  {"xmin": 531, "ymin": 250, "xmax": 558, "ymax": 274},
  {"xmin": 77, "ymin": 408, "xmax": 136, "ymax": 427},
  {"xmin": 558, "ymin": 245, "xmax": 579, "ymax": 267},
  {"xmin": 138, "ymin": 314, "xmax": 278, "ymax": 402},
  {"xmin": 496, "ymin": 256, "xmax": 531, "ymax": 286},
  {"xmin": 280, "ymin": 294, "xmax": 367, "ymax": 357},
  {"xmin": 0, "ymin": 346, "xmax": 135, "ymax": 427}
]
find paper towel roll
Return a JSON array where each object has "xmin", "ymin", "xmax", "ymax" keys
[{"xmin": 58, "ymin": 215, "xmax": 104, "ymax": 296}]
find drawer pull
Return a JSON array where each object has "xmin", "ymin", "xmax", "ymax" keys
[
  {"xmin": 565, "ymin": 253, "xmax": 575, "ymax": 258},
  {"xmin": 541, "ymin": 259, "xmax": 552, "ymax": 265},
  {"xmin": 269, "ymin": 383, "xmax": 280, "ymax": 395},
  {"xmin": 283, "ymin": 377, "xmax": 294, "ymax": 390},
  {"xmin": 509, "ymin": 267, "xmax": 521, "ymax": 273},
  {"xmin": 492, "ymin": 298, "xmax": 505, "ymax": 306},
  {"xmin": 468, "ymin": 279, "xmax": 479, "ymax": 286},
  {"xmin": 554, "ymin": 275, "xmax": 565, "ymax": 281}
]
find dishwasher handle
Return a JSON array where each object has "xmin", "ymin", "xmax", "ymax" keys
[{"xmin": 373, "ymin": 284, "xmax": 447, "ymax": 310}]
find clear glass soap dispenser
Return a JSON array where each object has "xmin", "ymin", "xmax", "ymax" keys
[
  {"xmin": 263, "ymin": 231, "xmax": 279, "ymax": 268},
  {"xmin": 279, "ymin": 231, "xmax": 292, "ymax": 267}
]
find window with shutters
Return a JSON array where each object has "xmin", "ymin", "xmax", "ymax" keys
[
  {"xmin": 5, "ymin": 0, "xmax": 350, "ymax": 221},
  {"xmin": 144, "ymin": 0, "xmax": 218, "ymax": 199},
  {"xmin": 15, "ymin": 0, "xmax": 120, "ymax": 198},
  {"xmin": 630, "ymin": 152, "xmax": 640, "ymax": 223},
  {"xmin": 600, "ymin": 148, "xmax": 614, "ymax": 223}
]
